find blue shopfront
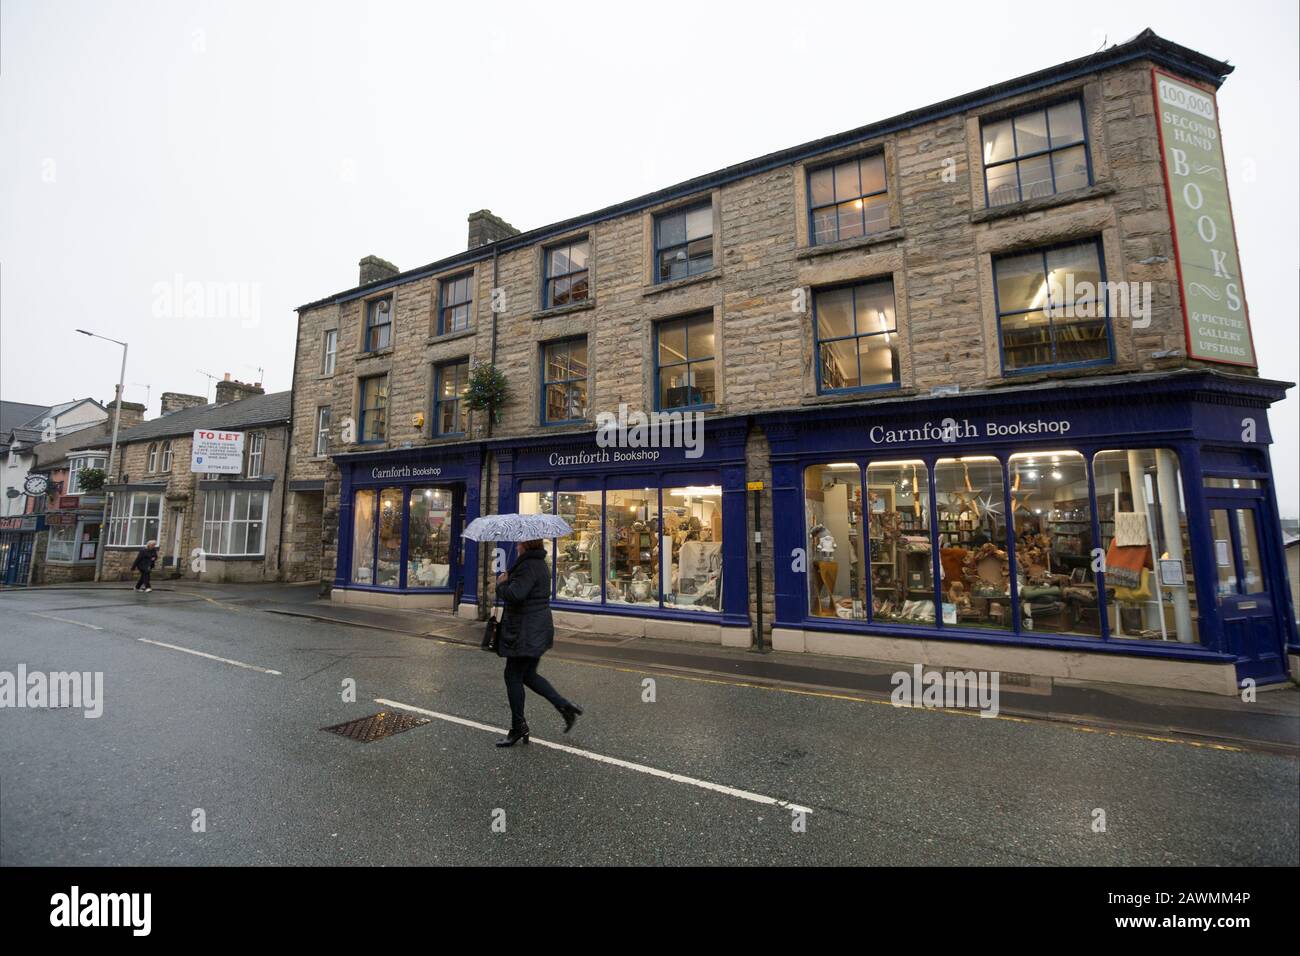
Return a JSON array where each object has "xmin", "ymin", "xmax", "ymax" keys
[
  {"xmin": 493, "ymin": 421, "xmax": 751, "ymax": 642},
  {"xmin": 761, "ymin": 370, "xmax": 1296, "ymax": 691},
  {"xmin": 332, "ymin": 444, "xmax": 482, "ymax": 610},
  {"xmin": 0, "ymin": 513, "xmax": 44, "ymax": 586}
]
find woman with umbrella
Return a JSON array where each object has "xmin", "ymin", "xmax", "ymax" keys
[{"xmin": 464, "ymin": 513, "xmax": 584, "ymax": 747}]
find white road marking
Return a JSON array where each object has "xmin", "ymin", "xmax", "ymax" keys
[
  {"xmin": 374, "ymin": 697, "xmax": 814, "ymax": 815},
  {"xmin": 26, "ymin": 612, "xmax": 104, "ymax": 631},
  {"xmin": 137, "ymin": 638, "xmax": 282, "ymax": 675}
]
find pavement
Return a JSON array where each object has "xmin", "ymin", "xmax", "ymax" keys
[{"xmin": 1, "ymin": 581, "xmax": 1297, "ymax": 865}]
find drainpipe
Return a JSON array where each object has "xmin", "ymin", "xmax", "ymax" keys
[
  {"xmin": 276, "ymin": 317, "xmax": 300, "ymax": 581},
  {"xmin": 476, "ymin": 245, "xmax": 501, "ymax": 621}
]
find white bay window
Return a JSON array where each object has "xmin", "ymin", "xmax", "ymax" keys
[
  {"xmin": 202, "ymin": 489, "xmax": 267, "ymax": 557},
  {"xmin": 106, "ymin": 492, "xmax": 163, "ymax": 547}
]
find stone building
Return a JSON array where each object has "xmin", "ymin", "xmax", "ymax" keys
[
  {"xmin": 285, "ymin": 29, "xmax": 1295, "ymax": 693},
  {"xmin": 22, "ymin": 402, "xmax": 143, "ymax": 584},
  {"xmin": 86, "ymin": 379, "xmax": 299, "ymax": 583}
]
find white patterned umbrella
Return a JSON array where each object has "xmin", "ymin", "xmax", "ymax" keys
[{"xmin": 461, "ymin": 513, "xmax": 573, "ymax": 542}]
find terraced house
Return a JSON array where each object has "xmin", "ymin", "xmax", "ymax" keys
[
  {"xmin": 285, "ymin": 29, "xmax": 1296, "ymax": 695},
  {"xmin": 91, "ymin": 379, "xmax": 300, "ymax": 583}
]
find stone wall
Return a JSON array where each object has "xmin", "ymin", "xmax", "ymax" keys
[
  {"xmin": 101, "ymin": 424, "xmax": 290, "ymax": 583},
  {"xmin": 289, "ymin": 57, "xmax": 1233, "ymax": 606}
]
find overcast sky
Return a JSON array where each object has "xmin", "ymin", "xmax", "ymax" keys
[{"xmin": 1, "ymin": 0, "xmax": 1296, "ymax": 515}]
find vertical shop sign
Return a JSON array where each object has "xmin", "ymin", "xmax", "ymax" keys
[{"xmin": 1153, "ymin": 70, "xmax": 1256, "ymax": 367}]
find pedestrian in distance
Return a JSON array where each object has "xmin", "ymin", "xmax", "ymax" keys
[
  {"xmin": 132, "ymin": 539, "xmax": 159, "ymax": 592},
  {"xmin": 493, "ymin": 538, "xmax": 582, "ymax": 747}
]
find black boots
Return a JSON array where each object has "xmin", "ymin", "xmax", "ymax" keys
[
  {"xmin": 560, "ymin": 704, "xmax": 583, "ymax": 734},
  {"xmin": 495, "ymin": 722, "xmax": 529, "ymax": 747},
  {"xmin": 496, "ymin": 706, "xmax": 581, "ymax": 745}
]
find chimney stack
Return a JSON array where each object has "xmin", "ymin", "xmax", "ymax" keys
[
  {"xmin": 160, "ymin": 392, "xmax": 208, "ymax": 416},
  {"xmin": 359, "ymin": 255, "xmax": 399, "ymax": 286},
  {"xmin": 105, "ymin": 400, "xmax": 146, "ymax": 432},
  {"xmin": 467, "ymin": 209, "xmax": 520, "ymax": 249},
  {"xmin": 214, "ymin": 374, "xmax": 265, "ymax": 405}
]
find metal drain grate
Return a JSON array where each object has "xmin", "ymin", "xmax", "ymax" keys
[{"xmin": 321, "ymin": 711, "xmax": 431, "ymax": 743}]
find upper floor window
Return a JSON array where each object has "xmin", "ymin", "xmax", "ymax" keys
[
  {"xmin": 994, "ymin": 238, "xmax": 1112, "ymax": 373},
  {"xmin": 434, "ymin": 360, "xmax": 469, "ymax": 436},
  {"xmin": 654, "ymin": 204, "xmax": 712, "ymax": 283},
  {"xmin": 246, "ymin": 432, "xmax": 265, "ymax": 477},
  {"xmin": 146, "ymin": 442, "xmax": 159, "ymax": 473},
  {"xmin": 322, "ymin": 329, "xmax": 338, "ymax": 375},
  {"xmin": 438, "ymin": 272, "xmax": 474, "ymax": 335},
  {"xmin": 359, "ymin": 374, "xmax": 389, "ymax": 443},
  {"xmin": 314, "ymin": 406, "xmax": 331, "ymax": 457},
  {"xmin": 541, "ymin": 338, "xmax": 588, "ymax": 424},
  {"xmin": 67, "ymin": 455, "xmax": 106, "ymax": 495},
  {"xmin": 808, "ymin": 154, "xmax": 888, "ymax": 245},
  {"xmin": 814, "ymin": 278, "xmax": 900, "ymax": 393},
  {"xmin": 544, "ymin": 240, "xmax": 589, "ymax": 308},
  {"xmin": 655, "ymin": 313, "xmax": 715, "ymax": 411},
  {"xmin": 982, "ymin": 99, "xmax": 1090, "ymax": 207},
  {"xmin": 159, "ymin": 440, "xmax": 173, "ymax": 473},
  {"xmin": 364, "ymin": 298, "xmax": 393, "ymax": 352}
]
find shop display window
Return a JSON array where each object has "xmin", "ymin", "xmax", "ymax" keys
[
  {"xmin": 408, "ymin": 487, "xmax": 452, "ymax": 589},
  {"xmin": 803, "ymin": 464, "xmax": 864, "ymax": 620},
  {"xmin": 1007, "ymin": 451, "xmax": 1098, "ymax": 636},
  {"xmin": 606, "ymin": 489, "xmax": 660, "ymax": 608},
  {"xmin": 518, "ymin": 489, "xmax": 553, "ymax": 566},
  {"xmin": 935, "ymin": 457, "xmax": 1010, "ymax": 630},
  {"xmin": 375, "ymin": 488, "xmax": 403, "ymax": 587},
  {"xmin": 556, "ymin": 491, "xmax": 601, "ymax": 603},
  {"xmin": 520, "ymin": 483, "xmax": 721, "ymax": 613},
  {"xmin": 662, "ymin": 485, "xmax": 722, "ymax": 612},
  {"xmin": 1094, "ymin": 449, "xmax": 1198, "ymax": 643},
  {"xmin": 864, "ymin": 460, "xmax": 933, "ymax": 626},
  {"xmin": 351, "ymin": 490, "xmax": 376, "ymax": 585}
]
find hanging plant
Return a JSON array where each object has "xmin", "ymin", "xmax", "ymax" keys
[
  {"xmin": 464, "ymin": 362, "xmax": 509, "ymax": 424},
  {"xmin": 75, "ymin": 467, "xmax": 106, "ymax": 493}
]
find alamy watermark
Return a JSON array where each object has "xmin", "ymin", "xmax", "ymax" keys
[
  {"xmin": 0, "ymin": 665, "xmax": 104, "ymax": 718},
  {"xmin": 151, "ymin": 273, "xmax": 262, "ymax": 328},
  {"xmin": 1041, "ymin": 272, "xmax": 1153, "ymax": 329},
  {"xmin": 890, "ymin": 665, "xmax": 1000, "ymax": 718},
  {"xmin": 593, "ymin": 403, "xmax": 704, "ymax": 460}
]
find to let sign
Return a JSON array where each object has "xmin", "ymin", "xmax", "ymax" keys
[
  {"xmin": 191, "ymin": 430, "xmax": 245, "ymax": 474},
  {"xmin": 1153, "ymin": 70, "xmax": 1256, "ymax": 367}
]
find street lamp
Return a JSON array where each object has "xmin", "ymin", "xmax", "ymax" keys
[{"xmin": 76, "ymin": 330, "xmax": 128, "ymax": 583}]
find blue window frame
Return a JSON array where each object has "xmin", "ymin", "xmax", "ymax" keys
[
  {"xmin": 813, "ymin": 278, "xmax": 900, "ymax": 394},
  {"xmin": 982, "ymin": 98, "xmax": 1091, "ymax": 207},
  {"xmin": 544, "ymin": 239, "xmax": 589, "ymax": 308},
  {"xmin": 434, "ymin": 360, "xmax": 469, "ymax": 436},
  {"xmin": 438, "ymin": 272, "xmax": 473, "ymax": 335},
  {"xmin": 364, "ymin": 297, "xmax": 392, "ymax": 352},
  {"xmin": 807, "ymin": 153, "xmax": 888, "ymax": 245},
  {"xmin": 654, "ymin": 203, "xmax": 712, "ymax": 283},
  {"xmin": 993, "ymin": 238, "xmax": 1114, "ymax": 374},
  {"xmin": 358, "ymin": 374, "xmax": 388, "ymax": 443},
  {"xmin": 541, "ymin": 337, "xmax": 588, "ymax": 425},
  {"xmin": 655, "ymin": 313, "xmax": 715, "ymax": 411}
]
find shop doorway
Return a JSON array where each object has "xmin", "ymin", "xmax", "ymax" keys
[
  {"xmin": 1206, "ymin": 495, "xmax": 1287, "ymax": 684},
  {"xmin": 168, "ymin": 508, "xmax": 184, "ymax": 569},
  {"xmin": 0, "ymin": 532, "xmax": 34, "ymax": 585}
]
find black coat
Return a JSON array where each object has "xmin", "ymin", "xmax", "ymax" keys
[
  {"xmin": 495, "ymin": 547, "xmax": 555, "ymax": 658},
  {"xmin": 132, "ymin": 547, "xmax": 158, "ymax": 572}
]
